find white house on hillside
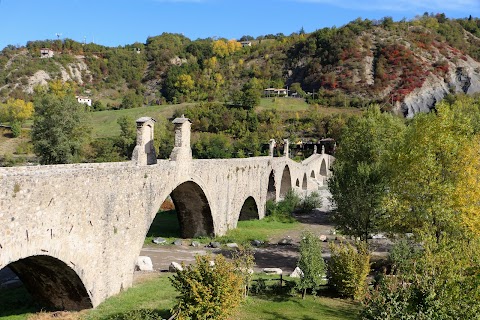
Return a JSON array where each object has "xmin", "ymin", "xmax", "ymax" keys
[
  {"xmin": 76, "ymin": 96, "xmax": 92, "ymax": 107},
  {"xmin": 40, "ymin": 48, "xmax": 54, "ymax": 58}
]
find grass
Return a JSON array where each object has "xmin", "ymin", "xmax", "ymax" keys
[
  {"xmin": 235, "ymin": 294, "xmax": 359, "ymax": 320},
  {"xmin": 258, "ymin": 97, "xmax": 310, "ymax": 112},
  {"xmin": 144, "ymin": 210, "xmax": 300, "ymax": 246},
  {"xmin": 90, "ymin": 104, "xmax": 190, "ymax": 138},
  {"xmin": 0, "ymin": 286, "xmax": 38, "ymax": 320},
  {"xmin": 1, "ymin": 274, "xmax": 359, "ymax": 320},
  {"xmin": 144, "ymin": 210, "xmax": 181, "ymax": 245},
  {"xmin": 217, "ymin": 219, "xmax": 299, "ymax": 244}
]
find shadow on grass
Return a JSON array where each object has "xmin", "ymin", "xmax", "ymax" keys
[
  {"xmin": 146, "ymin": 210, "xmax": 180, "ymax": 239},
  {"xmin": 98, "ymin": 308, "xmax": 171, "ymax": 320},
  {"xmin": 0, "ymin": 285, "xmax": 43, "ymax": 317}
]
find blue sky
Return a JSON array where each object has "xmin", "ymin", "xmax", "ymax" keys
[{"xmin": 0, "ymin": 0, "xmax": 479, "ymax": 50}]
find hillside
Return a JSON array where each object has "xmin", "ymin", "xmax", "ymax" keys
[{"xmin": 1, "ymin": 14, "xmax": 480, "ymax": 117}]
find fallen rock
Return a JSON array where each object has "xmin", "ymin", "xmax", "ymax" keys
[
  {"xmin": 263, "ymin": 268, "xmax": 283, "ymax": 275},
  {"xmin": 289, "ymin": 267, "xmax": 304, "ymax": 278},
  {"xmin": 251, "ymin": 239, "xmax": 263, "ymax": 247},
  {"xmin": 278, "ymin": 237, "xmax": 293, "ymax": 245},
  {"xmin": 191, "ymin": 241, "xmax": 201, "ymax": 247},
  {"xmin": 169, "ymin": 262, "xmax": 183, "ymax": 272},
  {"xmin": 226, "ymin": 242, "xmax": 238, "ymax": 248},
  {"xmin": 152, "ymin": 237, "xmax": 166, "ymax": 245},
  {"xmin": 319, "ymin": 235, "xmax": 327, "ymax": 242},
  {"xmin": 209, "ymin": 241, "xmax": 221, "ymax": 248},
  {"xmin": 135, "ymin": 256, "xmax": 153, "ymax": 272},
  {"xmin": 173, "ymin": 239, "xmax": 183, "ymax": 246}
]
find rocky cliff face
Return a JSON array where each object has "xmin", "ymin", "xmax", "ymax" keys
[{"xmin": 400, "ymin": 57, "xmax": 480, "ymax": 117}]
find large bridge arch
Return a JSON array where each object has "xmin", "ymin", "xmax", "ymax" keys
[
  {"xmin": 279, "ymin": 165, "xmax": 292, "ymax": 198},
  {"xmin": 238, "ymin": 196, "xmax": 259, "ymax": 221},
  {"xmin": 5, "ymin": 255, "xmax": 92, "ymax": 311},
  {"xmin": 168, "ymin": 181, "xmax": 214, "ymax": 238}
]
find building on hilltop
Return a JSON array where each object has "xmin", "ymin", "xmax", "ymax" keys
[{"xmin": 40, "ymin": 48, "xmax": 54, "ymax": 58}]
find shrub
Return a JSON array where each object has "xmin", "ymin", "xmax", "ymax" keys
[
  {"xmin": 297, "ymin": 231, "xmax": 326, "ymax": 298},
  {"xmin": 170, "ymin": 254, "xmax": 243, "ymax": 320},
  {"xmin": 298, "ymin": 191, "xmax": 322, "ymax": 213},
  {"xmin": 360, "ymin": 275, "xmax": 413, "ymax": 320},
  {"xmin": 10, "ymin": 121, "xmax": 21, "ymax": 137},
  {"xmin": 328, "ymin": 241, "xmax": 370, "ymax": 300},
  {"xmin": 232, "ymin": 244, "xmax": 255, "ymax": 297}
]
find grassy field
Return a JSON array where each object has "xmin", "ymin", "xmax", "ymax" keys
[
  {"xmin": 258, "ymin": 97, "xmax": 363, "ymax": 116},
  {"xmin": 90, "ymin": 103, "xmax": 190, "ymax": 138},
  {"xmin": 1, "ymin": 274, "xmax": 359, "ymax": 320},
  {"xmin": 145, "ymin": 210, "xmax": 300, "ymax": 246}
]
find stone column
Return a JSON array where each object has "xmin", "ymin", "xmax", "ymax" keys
[
  {"xmin": 321, "ymin": 145, "xmax": 325, "ymax": 155},
  {"xmin": 313, "ymin": 145, "xmax": 317, "ymax": 154},
  {"xmin": 283, "ymin": 139, "xmax": 289, "ymax": 158},
  {"xmin": 170, "ymin": 115, "xmax": 192, "ymax": 162},
  {"xmin": 268, "ymin": 139, "xmax": 276, "ymax": 157},
  {"xmin": 132, "ymin": 117, "xmax": 157, "ymax": 165}
]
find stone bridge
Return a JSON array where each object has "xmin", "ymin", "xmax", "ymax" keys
[{"xmin": 0, "ymin": 116, "xmax": 333, "ymax": 311}]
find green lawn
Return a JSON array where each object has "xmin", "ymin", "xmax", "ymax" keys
[
  {"xmin": 90, "ymin": 103, "xmax": 191, "ymax": 138},
  {"xmin": 145, "ymin": 210, "xmax": 300, "ymax": 246},
  {"xmin": 258, "ymin": 97, "xmax": 310, "ymax": 112}
]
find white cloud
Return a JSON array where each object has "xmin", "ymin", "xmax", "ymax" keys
[{"xmin": 294, "ymin": 0, "xmax": 479, "ymax": 12}]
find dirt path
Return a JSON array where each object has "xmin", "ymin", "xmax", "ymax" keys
[{"xmin": 140, "ymin": 208, "xmax": 392, "ymax": 277}]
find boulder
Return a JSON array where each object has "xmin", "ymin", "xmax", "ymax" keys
[
  {"xmin": 209, "ymin": 241, "xmax": 221, "ymax": 248},
  {"xmin": 135, "ymin": 256, "xmax": 153, "ymax": 272},
  {"xmin": 169, "ymin": 262, "xmax": 183, "ymax": 272},
  {"xmin": 191, "ymin": 241, "xmax": 201, "ymax": 247},
  {"xmin": 263, "ymin": 268, "xmax": 283, "ymax": 275},
  {"xmin": 319, "ymin": 235, "xmax": 327, "ymax": 242},
  {"xmin": 289, "ymin": 267, "xmax": 304, "ymax": 278},
  {"xmin": 278, "ymin": 237, "xmax": 293, "ymax": 245},
  {"xmin": 173, "ymin": 239, "xmax": 183, "ymax": 246},
  {"xmin": 251, "ymin": 239, "xmax": 263, "ymax": 247},
  {"xmin": 152, "ymin": 237, "xmax": 166, "ymax": 245},
  {"xmin": 226, "ymin": 242, "xmax": 238, "ymax": 248}
]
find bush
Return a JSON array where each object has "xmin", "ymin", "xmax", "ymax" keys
[
  {"xmin": 328, "ymin": 241, "xmax": 370, "ymax": 300},
  {"xmin": 232, "ymin": 244, "xmax": 255, "ymax": 297},
  {"xmin": 298, "ymin": 191, "xmax": 322, "ymax": 213},
  {"xmin": 10, "ymin": 121, "xmax": 21, "ymax": 137},
  {"xmin": 297, "ymin": 231, "xmax": 326, "ymax": 298},
  {"xmin": 265, "ymin": 189, "xmax": 300, "ymax": 223},
  {"xmin": 170, "ymin": 254, "xmax": 243, "ymax": 320},
  {"xmin": 361, "ymin": 276, "xmax": 413, "ymax": 320}
]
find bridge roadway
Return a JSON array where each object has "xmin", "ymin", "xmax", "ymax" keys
[{"xmin": 0, "ymin": 116, "xmax": 333, "ymax": 311}]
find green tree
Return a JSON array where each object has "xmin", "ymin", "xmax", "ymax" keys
[
  {"xmin": 31, "ymin": 94, "xmax": 91, "ymax": 164},
  {"xmin": 328, "ymin": 241, "xmax": 370, "ymax": 300},
  {"xmin": 329, "ymin": 106, "xmax": 405, "ymax": 241},
  {"xmin": 297, "ymin": 231, "xmax": 326, "ymax": 298},
  {"xmin": 383, "ymin": 100, "xmax": 480, "ymax": 240}
]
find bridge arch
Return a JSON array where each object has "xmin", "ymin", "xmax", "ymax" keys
[
  {"xmin": 310, "ymin": 170, "xmax": 316, "ymax": 178},
  {"xmin": 279, "ymin": 165, "xmax": 292, "ymax": 198},
  {"xmin": 5, "ymin": 255, "xmax": 92, "ymax": 311},
  {"xmin": 320, "ymin": 158, "xmax": 327, "ymax": 176},
  {"xmin": 169, "ymin": 181, "xmax": 214, "ymax": 238},
  {"xmin": 238, "ymin": 196, "xmax": 259, "ymax": 221},
  {"xmin": 267, "ymin": 170, "xmax": 276, "ymax": 201},
  {"xmin": 295, "ymin": 178, "xmax": 300, "ymax": 187},
  {"xmin": 302, "ymin": 173, "xmax": 308, "ymax": 190}
]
